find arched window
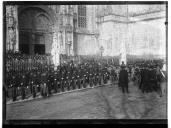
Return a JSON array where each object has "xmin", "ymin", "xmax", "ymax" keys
[{"xmin": 78, "ymin": 5, "xmax": 87, "ymax": 28}]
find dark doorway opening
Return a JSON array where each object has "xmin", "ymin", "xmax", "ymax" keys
[
  {"xmin": 19, "ymin": 44, "xmax": 29, "ymax": 54},
  {"xmin": 34, "ymin": 44, "xmax": 45, "ymax": 55}
]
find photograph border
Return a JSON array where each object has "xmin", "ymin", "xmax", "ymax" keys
[{"xmin": 2, "ymin": 1, "xmax": 168, "ymax": 125}]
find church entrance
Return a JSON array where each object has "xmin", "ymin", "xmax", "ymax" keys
[
  {"xmin": 19, "ymin": 44, "xmax": 29, "ymax": 54},
  {"xmin": 18, "ymin": 7, "xmax": 53, "ymax": 55},
  {"xmin": 34, "ymin": 44, "xmax": 45, "ymax": 55}
]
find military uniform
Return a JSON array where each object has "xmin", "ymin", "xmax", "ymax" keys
[
  {"xmin": 47, "ymin": 70, "xmax": 53, "ymax": 96},
  {"xmin": 53, "ymin": 71, "xmax": 58, "ymax": 93},
  {"xmin": 89, "ymin": 71, "xmax": 93, "ymax": 87},
  {"xmin": 60, "ymin": 73, "xmax": 65, "ymax": 92},
  {"xmin": 73, "ymin": 71, "xmax": 78, "ymax": 89},
  {"xmin": 66, "ymin": 73, "xmax": 71, "ymax": 91},
  {"xmin": 6, "ymin": 71, "xmax": 11, "ymax": 98},
  {"xmin": 15, "ymin": 73, "xmax": 20, "ymax": 97},
  {"xmin": 57, "ymin": 70, "xmax": 61, "ymax": 93},
  {"xmin": 93, "ymin": 71, "xmax": 98, "ymax": 86},
  {"xmin": 63, "ymin": 74, "xmax": 68, "ymax": 92},
  {"xmin": 111, "ymin": 68, "xmax": 116, "ymax": 83},
  {"xmin": 71, "ymin": 75, "xmax": 75, "ymax": 90},
  {"xmin": 40, "ymin": 72, "xmax": 48, "ymax": 97},
  {"xmin": 32, "ymin": 72, "xmax": 37, "ymax": 98},
  {"xmin": 85, "ymin": 71, "xmax": 89, "ymax": 87},
  {"xmin": 134, "ymin": 67, "xmax": 141, "ymax": 85},
  {"xmin": 20, "ymin": 74, "xmax": 26, "ymax": 100},
  {"xmin": 80, "ymin": 70, "xmax": 84, "ymax": 88},
  {"xmin": 36, "ymin": 71, "xmax": 41, "ymax": 93},
  {"xmin": 76, "ymin": 72, "xmax": 81, "ymax": 89},
  {"xmin": 25, "ymin": 71, "xmax": 30, "ymax": 96},
  {"xmin": 98, "ymin": 69, "xmax": 102, "ymax": 85},
  {"xmin": 82, "ymin": 71, "xmax": 87, "ymax": 88},
  {"xmin": 103, "ymin": 68, "xmax": 108, "ymax": 84},
  {"xmin": 11, "ymin": 75, "xmax": 17, "ymax": 101}
]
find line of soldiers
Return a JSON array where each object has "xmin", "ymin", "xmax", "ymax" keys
[
  {"xmin": 5, "ymin": 55, "xmax": 166, "ymax": 102},
  {"xmin": 6, "ymin": 60, "xmax": 119, "ymax": 101}
]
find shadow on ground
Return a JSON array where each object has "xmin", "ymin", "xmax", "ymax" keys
[{"xmin": 6, "ymin": 81, "xmax": 167, "ymax": 119}]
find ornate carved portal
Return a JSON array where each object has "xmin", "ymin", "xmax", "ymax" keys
[{"xmin": 18, "ymin": 7, "xmax": 53, "ymax": 55}]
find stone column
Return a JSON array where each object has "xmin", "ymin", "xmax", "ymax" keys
[
  {"xmin": 70, "ymin": 14, "xmax": 74, "ymax": 56},
  {"xmin": 64, "ymin": 30, "xmax": 67, "ymax": 55},
  {"xmin": 51, "ymin": 28, "xmax": 60, "ymax": 68},
  {"xmin": 67, "ymin": 31, "xmax": 73, "ymax": 56},
  {"xmin": 69, "ymin": 31, "xmax": 74, "ymax": 56},
  {"xmin": 59, "ymin": 31, "xmax": 63, "ymax": 53},
  {"xmin": 6, "ymin": 5, "xmax": 19, "ymax": 52},
  {"xmin": 119, "ymin": 32, "xmax": 127, "ymax": 65},
  {"xmin": 13, "ymin": 5, "xmax": 19, "ymax": 52}
]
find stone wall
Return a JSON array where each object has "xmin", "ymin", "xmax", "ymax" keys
[
  {"xmin": 76, "ymin": 5, "xmax": 166, "ymax": 59},
  {"xmin": 86, "ymin": 5, "xmax": 97, "ymax": 33},
  {"xmin": 97, "ymin": 17, "xmax": 166, "ymax": 57},
  {"xmin": 76, "ymin": 34, "xmax": 98, "ymax": 55},
  {"xmin": 75, "ymin": 5, "xmax": 99, "ymax": 56},
  {"xmin": 99, "ymin": 21, "xmax": 129, "ymax": 57},
  {"xmin": 5, "ymin": 5, "xmax": 166, "ymax": 59},
  {"xmin": 128, "ymin": 18, "xmax": 166, "ymax": 57}
]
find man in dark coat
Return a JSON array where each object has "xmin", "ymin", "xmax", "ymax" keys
[
  {"xmin": 141, "ymin": 65, "xmax": 150, "ymax": 93},
  {"xmin": 119, "ymin": 65, "xmax": 129, "ymax": 93}
]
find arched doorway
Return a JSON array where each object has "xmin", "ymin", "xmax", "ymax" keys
[{"xmin": 18, "ymin": 6, "xmax": 55, "ymax": 55}]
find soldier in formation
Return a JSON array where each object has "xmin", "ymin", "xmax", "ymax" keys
[
  {"xmin": 5, "ymin": 52, "xmax": 166, "ymax": 102},
  {"xmin": 119, "ymin": 62, "xmax": 129, "ymax": 93}
]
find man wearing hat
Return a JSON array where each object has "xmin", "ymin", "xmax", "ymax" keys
[
  {"xmin": 119, "ymin": 64, "xmax": 129, "ymax": 93},
  {"xmin": 141, "ymin": 64, "xmax": 150, "ymax": 93}
]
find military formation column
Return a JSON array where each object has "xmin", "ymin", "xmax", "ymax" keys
[{"xmin": 5, "ymin": 52, "xmax": 166, "ymax": 102}]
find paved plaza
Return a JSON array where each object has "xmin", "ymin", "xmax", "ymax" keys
[{"xmin": 6, "ymin": 81, "xmax": 167, "ymax": 119}]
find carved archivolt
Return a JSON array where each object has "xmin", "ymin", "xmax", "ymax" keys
[{"xmin": 19, "ymin": 8, "xmax": 53, "ymax": 32}]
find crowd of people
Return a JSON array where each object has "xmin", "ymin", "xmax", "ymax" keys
[
  {"xmin": 4, "ymin": 52, "xmax": 166, "ymax": 102},
  {"xmin": 119, "ymin": 61, "xmax": 166, "ymax": 96}
]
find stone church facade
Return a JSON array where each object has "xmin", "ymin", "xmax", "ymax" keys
[{"xmin": 5, "ymin": 4, "xmax": 166, "ymax": 59}]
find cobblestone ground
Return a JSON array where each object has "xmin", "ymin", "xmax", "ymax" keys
[{"xmin": 6, "ymin": 81, "xmax": 167, "ymax": 119}]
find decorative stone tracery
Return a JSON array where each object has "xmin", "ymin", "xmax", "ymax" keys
[{"xmin": 6, "ymin": 5, "xmax": 19, "ymax": 52}]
